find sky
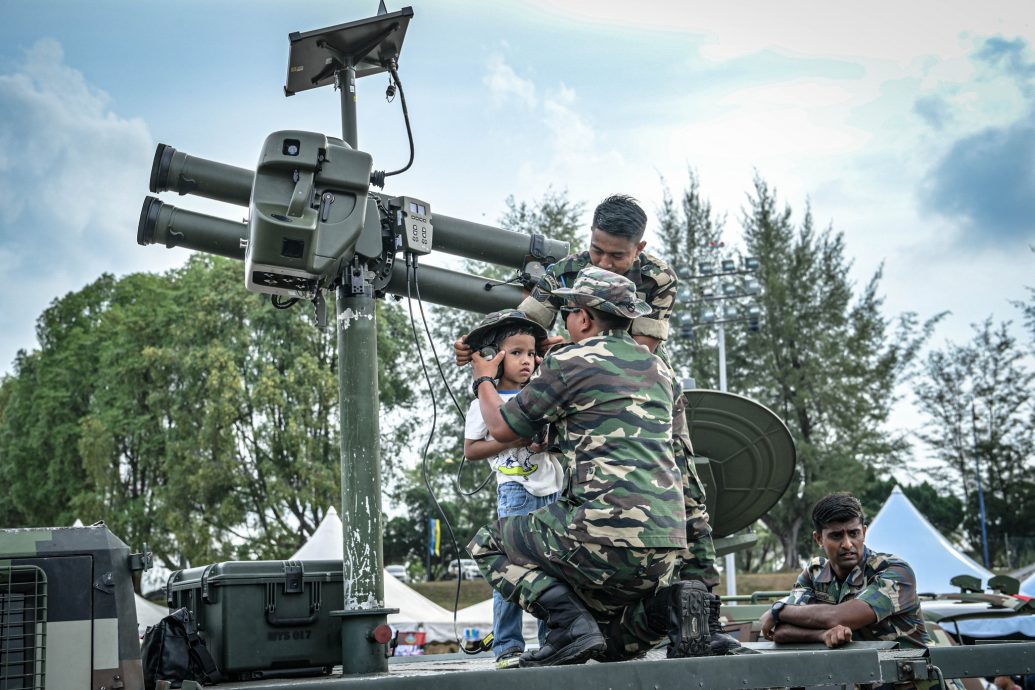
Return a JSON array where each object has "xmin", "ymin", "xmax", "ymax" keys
[{"xmin": 2, "ymin": 0, "xmax": 1033, "ymax": 473}]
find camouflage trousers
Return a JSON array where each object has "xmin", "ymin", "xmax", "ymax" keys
[
  {"xmin": 675, "ymin": 441, "xmax": 720, "ymax": 588},
  {"xmin": 468, "ymin": 510, "xmax": 682, "ymax": 661}
]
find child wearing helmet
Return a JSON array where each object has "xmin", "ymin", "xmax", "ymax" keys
[{"xmin": 463, "ymin": 309, "xmax": 563, "ymax": 669}]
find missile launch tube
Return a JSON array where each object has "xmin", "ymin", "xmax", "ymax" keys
[
  {"xmin": 384, "ymin": 262, "xmax": 525, "ymax": 314},
  {"xmin": 149, "ymin": 144, "xmax": 254, "ymax": 207},
  {"xmin": 431, "ymin": 214, "xmax": 568, "ymax": 268},
  {"xmin": 137, "ymin": 197, "xmax": 247, "ymax": 260}
]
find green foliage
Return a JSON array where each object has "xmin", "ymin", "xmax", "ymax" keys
[
  {"xmin": 0, "ymin": 255, "xmax": 417, "ymax": 570},
  {"xmin": 914, "ymin": 318, "xmax": 1035, "ymax": 567},
  {"xmin": 657, "ymin": 173, "xmax": 939, "ymax": 569}
]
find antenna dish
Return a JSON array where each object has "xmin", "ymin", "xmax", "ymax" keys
[{"xmin": 683, "ymin": 389, "xmax": 796, "ymax": 537}]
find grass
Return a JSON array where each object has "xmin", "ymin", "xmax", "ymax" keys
[{"xmin": 410, "ymin": 571, "xmax": 797, "ymax": 610}]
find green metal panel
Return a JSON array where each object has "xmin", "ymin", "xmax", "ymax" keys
[{"xmin": 683, "ymin": 390, "xmax": 796, "ymax": 536}]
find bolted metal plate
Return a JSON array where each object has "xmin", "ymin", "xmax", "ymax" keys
[{"xmin": 684, "ymin": 390, "xmax": 796, "ymax": 537}]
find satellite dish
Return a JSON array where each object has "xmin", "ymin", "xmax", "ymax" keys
[{"xmin": 683, "ymin": 390, "xmax": 796, "ymax": 537}]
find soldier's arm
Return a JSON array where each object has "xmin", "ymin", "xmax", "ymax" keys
[
  {"xmin": 464, "ymin": 438, "xmax": 526, "ymax": 460},
  {"xmin": 776, "ymin": 599, "xmax": 876, "ymax": 631},
  {"xmin": 472, "ymin": 352, "xmax": 520, "ymax": 443},
  {"xmin": 773, "ymin": 623, "xmax": 853, "ymax": 648}
]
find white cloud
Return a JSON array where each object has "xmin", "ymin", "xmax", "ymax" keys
[
  {"xmin": 0, "ymin": 39, "xmax": 182, "ymax": 373},
  {"xmin": 483, "ymin": 53, "xmax": 537, "ymax": 108}
]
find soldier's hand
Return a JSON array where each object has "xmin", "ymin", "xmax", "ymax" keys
[
  {"xmin": 760, "ymin": 610, "xmax": 776, "ymax": 640},
  {"xmin": 472, "ymin": 350, "xmax": 504, "ymax": 380},
  {"xmin": 539, "ymin": 335, "xmax": 567, "ymax": 356},
  {"xmin": 454, "ymin": 335, "xmax": 473, "ymax": 367},
  {"xmin": 822, "ymin": 625, "xmax": 853, "ymax": 648}
]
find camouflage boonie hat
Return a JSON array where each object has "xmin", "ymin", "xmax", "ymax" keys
[
  {"xmin": 467, "ymin": 309, "xmax": 548, "ymax": 351},
  {"xmin": 551, "ymin": 266, "xmax": 651, "ymax": 319}
]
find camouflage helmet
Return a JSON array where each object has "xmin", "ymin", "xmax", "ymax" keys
[
  {"xmin": 467, "ymin": 309, "xmax": 548, "ymax": 352},
  {"xmin": 551, "ymin": 266, "xmax": 651, "ymax": 319}
]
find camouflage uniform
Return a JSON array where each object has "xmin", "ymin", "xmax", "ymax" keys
[
  {"xmin": 517, "ymin": 250, "xmax": 676, "ymax": 340},
  {"xmin": 518, "ymin": 250, "xmax": 719, "ymax": 587},
  {"xmin": 782, "ymin": 547, "xmax": 931, "ymax": 649},
  {"xmin": 470, "ymin": 267, "xmax": 687, "ymax": 660}
]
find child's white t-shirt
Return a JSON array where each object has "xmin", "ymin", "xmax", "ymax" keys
[{"xmin": 464, "ymin": 391, "xmax": 563, "ymax": 497}]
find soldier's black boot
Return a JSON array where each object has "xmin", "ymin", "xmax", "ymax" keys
[
  {"xmin": 645, "ymin": 580, "xmax": 711, "ymax": 658},
  {"xmin": 707, "ymin": 593, "xmax": 744, "ymax": 655},
  {"xmin": 519, "ymin": 584, "xmax": 605, "ymax": 667}
]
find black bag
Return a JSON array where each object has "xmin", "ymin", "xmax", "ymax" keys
[{"xmin": 142, "ymin": 607, "xmax": 223, "ymax": 690}]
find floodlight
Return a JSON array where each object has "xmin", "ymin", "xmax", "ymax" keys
[
  {"xmin": 747, "ymin": 304, "xmax": 762, "ymax": 318},
  {"xmin": 677, "ymin": 286, "xmax": 693, "ymax": 303},
  {"xmin": 744, "ymin": 257, "xmax": 760, "ymax": 271},
  {"xmin": 745, "ymin": 277, "xmax": 761, "ymax": 295},
  {"xmin": 701, "ymin": 285, "xmax": 715, "ymax": 298},
  {"xmin": 676, "ymin": 266, "xmax": 692, "ymax": 280},
  {"xmin": 699, "ymin": 262, "xmax": 714, "ymax": 275},
  {"xmin": 701, "ymin": 309, "xmax": 717, "ymax": 323},
  {"xmin": 721, "ymin": 259, "xmax": 736, "ymax": 272},
  {"xmin": 722, "ymin": 281, "xmax": 738, "ymax": 296},
  {"xmin": 723, "ymin": 305, "xmax": 738, "ymax": 319},
  {"xmin": 679, "ymin": 325, "xmax": 694, "ymax": 339}
]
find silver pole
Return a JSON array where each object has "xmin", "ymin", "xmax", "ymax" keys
[{"xmin": 717, "ymin": 322, "xmax": 738, "ymax": 598}]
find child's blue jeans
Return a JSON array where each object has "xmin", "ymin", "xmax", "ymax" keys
[{"xmin": 493, "ymin": 482, "xmax": 558, "ymax": 659}]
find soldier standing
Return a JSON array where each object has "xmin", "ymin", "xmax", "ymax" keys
[{"xmin": 467, "ymin": 266, "xmax": 711, "ymax": 667}]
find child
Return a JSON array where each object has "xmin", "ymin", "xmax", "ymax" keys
[{"xmin": 463, "ymin": 309, "xmax": 562, "ymax": 670}]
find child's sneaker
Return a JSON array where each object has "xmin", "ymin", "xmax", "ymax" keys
[{"xmin": 495, "ymin": 650, "xmax": 522, "ymax": 670}]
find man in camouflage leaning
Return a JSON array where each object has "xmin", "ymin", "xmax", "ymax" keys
[
  {"xmin": 456, "ymin": 194, "xmax": 737, "ymax": 654},
  {"xmin": 760, "ymin": 493, "xmax": 931, "ymax": 654},
  {"xmin": 467, "ymin": 266, "xmax": 709, "ymax": 666}
]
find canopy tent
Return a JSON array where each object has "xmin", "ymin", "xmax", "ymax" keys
[
  {"xmin": 1022, "ymin": 570, "xmax": 1035, "ymax": 597},
  {"xmin": 290, "ymin": 507, "xmax": 460, "ymax": 641},
  {"xmin": 867, "ymin": 486, "xmax": 994, "ymax": 594},
  {"xmin": 455, "ymin": 597, "xmax": 539, "ymax": 644}
]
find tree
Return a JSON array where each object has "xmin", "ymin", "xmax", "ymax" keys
[
  {"xmin": 914, "ymin": 319, "xmax": 1035, "ymax": 566},
  {"xmin": 657, "ymin": 174, "xmax": 937, "ymax": 568},
  {"xmin": 0, "ymin": 255, "xmax": 419, "ymax": 571}
]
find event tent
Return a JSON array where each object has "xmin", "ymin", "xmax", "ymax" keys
[
  {"xmin": 290, "ymin": 507, "xmax": 471, "ymax": 642},
  {"xmin": 866, "ymin": 486, "xmax": 994, "ymax": 594},
  {"xmin": 1021, "ymin": 570, "xmax": 1035, "ymax": 597}
]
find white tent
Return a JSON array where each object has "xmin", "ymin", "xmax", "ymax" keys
[
  {"xmin": 1021, "ymin": 570, "xmax": 1035, "ymax": 597},
  {"xmin": 290, "ymin": 507, "xmax": 458, "ymax": 641},
  {"xmin": 455, "ymin": 597, "xmax": 539, "ymax": 644},
  {"xmin": 136, "ymin": 594, "xmax": 169, "ymax": 636},
  {"xmin": 867, "ymin": 486, "xmax": 994, "ymax": 594}
]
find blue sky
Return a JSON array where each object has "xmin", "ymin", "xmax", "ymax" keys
[{"xmin": 2, "ymin": 0, "xmax": 1034, "ymax": 452}]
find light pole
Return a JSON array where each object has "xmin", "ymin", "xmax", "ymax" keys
[
  {"xmin": 971, "ymin": 403, "xmax": 992, "ymax": 569},
  {"xmin": 675, "ymin": 251, "xmax": 762, "ymax": 598}
]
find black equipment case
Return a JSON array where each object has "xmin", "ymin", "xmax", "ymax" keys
[{"xmin": 166, "ymin": 559, "xmax": 344, "ymax": 680}]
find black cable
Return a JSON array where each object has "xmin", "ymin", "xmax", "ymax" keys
[
  {"xmin": 271, "ymin": 295, "xmax": 300, "ymax": 309},
  {"xmin": 370, "ymin": 61, "xmax": 414, "ymax": 189},
  {"xmin": 411, "ymin": 259, "xmax": 493, "ymax": 497},
  {"xmin": 403, "ymin": 253, "xmax": 468, "ymax": 648}
]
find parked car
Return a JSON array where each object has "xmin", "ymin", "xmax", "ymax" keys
[
  {"xmin": 447, "ymin": 558, "xmax": 482, "ymax": 580},
  {"xmin": 385, "ymin": 564, "xmax": 410, "ymax": 583}
]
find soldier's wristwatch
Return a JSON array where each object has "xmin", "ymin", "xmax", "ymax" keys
[{"xmin": 771, "ymin": 600, "xmax": 786, "ymax": 624}]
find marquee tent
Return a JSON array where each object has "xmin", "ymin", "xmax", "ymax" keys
[
  {"xmin": 290, "ymin": 507, "xmax": 465, "ymax": 641},
  {"xmin": 1021, "ymin": 570, "xmax": 1035, "ymax": 597},
  {"xmin": 867, "ymin": 486, "xmax": 994, "ymax": 594}
]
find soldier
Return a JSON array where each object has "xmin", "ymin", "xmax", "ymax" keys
[
  {"xmin": 760, "ymin": 493, "xmax": 931, "ymax": 653},
  {"xmin": 467, "ymin": 266, "xmax": 711, "ymax": 667},
  {"xmin": 455, "ymin": 193, "xmax": 735, "ymax": 653}
]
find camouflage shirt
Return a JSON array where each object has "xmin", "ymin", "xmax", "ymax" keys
[
  {"xmin": 785, "ymin": 547, "xmax": 931, "ymax": 648},
  {"xmin": 517, "ymin": 251, "xmax": 677, "ymax": 341},
  {"xmin": 499, "ymin": 329, "xmax": 687, "ymax": 549}
]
